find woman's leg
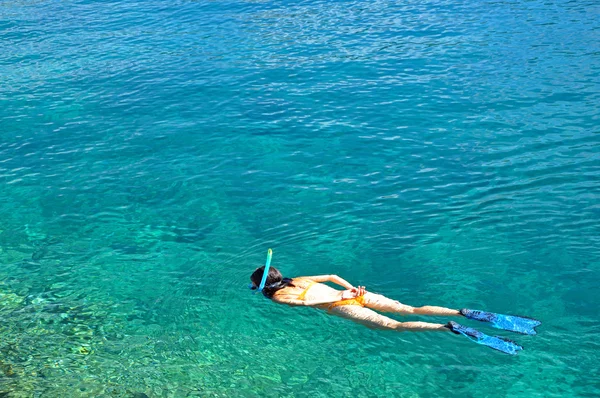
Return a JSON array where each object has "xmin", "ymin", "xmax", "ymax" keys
[
  {"xmin": 363, "ymin": 293, "xmax": 460, "ymax": 316},
  {"xmin": 329, "ymin": 305, "xmax": 450, "ymax": 332}
]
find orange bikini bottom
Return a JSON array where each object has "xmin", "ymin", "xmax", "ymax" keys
[{"xmin": 328, "ymin": 295, "xmax": 366, "ymax": 310}]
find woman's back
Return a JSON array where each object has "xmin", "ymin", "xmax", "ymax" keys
[{"xmin": 273, "ymin": 277, "xmax": 342, "ymax": 308}]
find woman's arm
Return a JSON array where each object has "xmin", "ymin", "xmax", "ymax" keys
[{"xmin": 301, "ymin": 274, "xmax": 355, "ymax": 290}]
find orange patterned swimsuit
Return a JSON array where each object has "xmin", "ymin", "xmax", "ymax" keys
[{"xmin": 296, "ymin": 281, "xmax": 366, "ymax": 310}]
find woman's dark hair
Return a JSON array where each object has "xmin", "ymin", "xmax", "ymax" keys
[{"xmin": 250, "ymin": 266, "xmax": 294, "ymax": 298}]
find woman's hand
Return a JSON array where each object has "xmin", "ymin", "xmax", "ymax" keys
[
  {"xmin": 341, "ymin": 286, "xmax": 367, "ymax": 300},
  {"xmin": 353, "ymin": 286, "xmax": 366, "ymax": 297}
]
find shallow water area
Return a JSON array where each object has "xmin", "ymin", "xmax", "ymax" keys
[{"xmin": 1, "ymin": 0, "xmax": 599, "ymax": 396}]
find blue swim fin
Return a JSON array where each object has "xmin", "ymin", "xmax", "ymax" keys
[
  {"xmin": 460, "ymin": 309, "xmax": 541, "ymax": 335},
  {"xmin": 446, "ymin": 321, "xmax": 523, "ymax": 355}
]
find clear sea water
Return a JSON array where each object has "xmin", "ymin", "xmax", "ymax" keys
[{"xmin": 1, "ymin": 0, "xmax": 599, "ymax": 396}]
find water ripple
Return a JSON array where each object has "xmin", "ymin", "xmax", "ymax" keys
[{"xmin": 1, "ymin": 0, "xmax": 599, "ymax": 396}]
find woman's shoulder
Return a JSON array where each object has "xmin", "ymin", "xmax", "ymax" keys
[
  {"xmin": 272, "ymin": 278, "xmax": 307, "ymax": 297},
  {"xmin": 272, "ymin": 281, "xmax": 300, "ymax": 299},
  {"xmin": 291, "ymin": 277, "xmax": 314, "ymax": 286}
]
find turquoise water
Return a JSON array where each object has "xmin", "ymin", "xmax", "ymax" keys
[{"xmin": 1, "ymin": 0, "xmax": 599, "ymax": 396}]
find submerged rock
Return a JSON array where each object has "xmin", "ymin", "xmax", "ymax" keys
[
  {"xmin": 31, "ymin": 246, "xmax": 48, "ymax": 261},
  {"xmin": 130, "ymin": 393, "xmax": 150, "ymax": 398},
  {"xmin": 0, "ymin": 362, "xmax": 16, "ymax": 378},
  {"xmin": 0, "ymin": 292, "xmax": 24, "ymax": 311}
]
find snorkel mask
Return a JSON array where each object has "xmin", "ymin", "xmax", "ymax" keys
[{"xmin": 249, "ymin": 249, "xmax": 273, "ymax": 293}]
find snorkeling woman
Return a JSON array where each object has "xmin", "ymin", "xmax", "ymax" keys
[{"xmin": 250, "ymin": 250, "xmax": 540, "ymax": 355}]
